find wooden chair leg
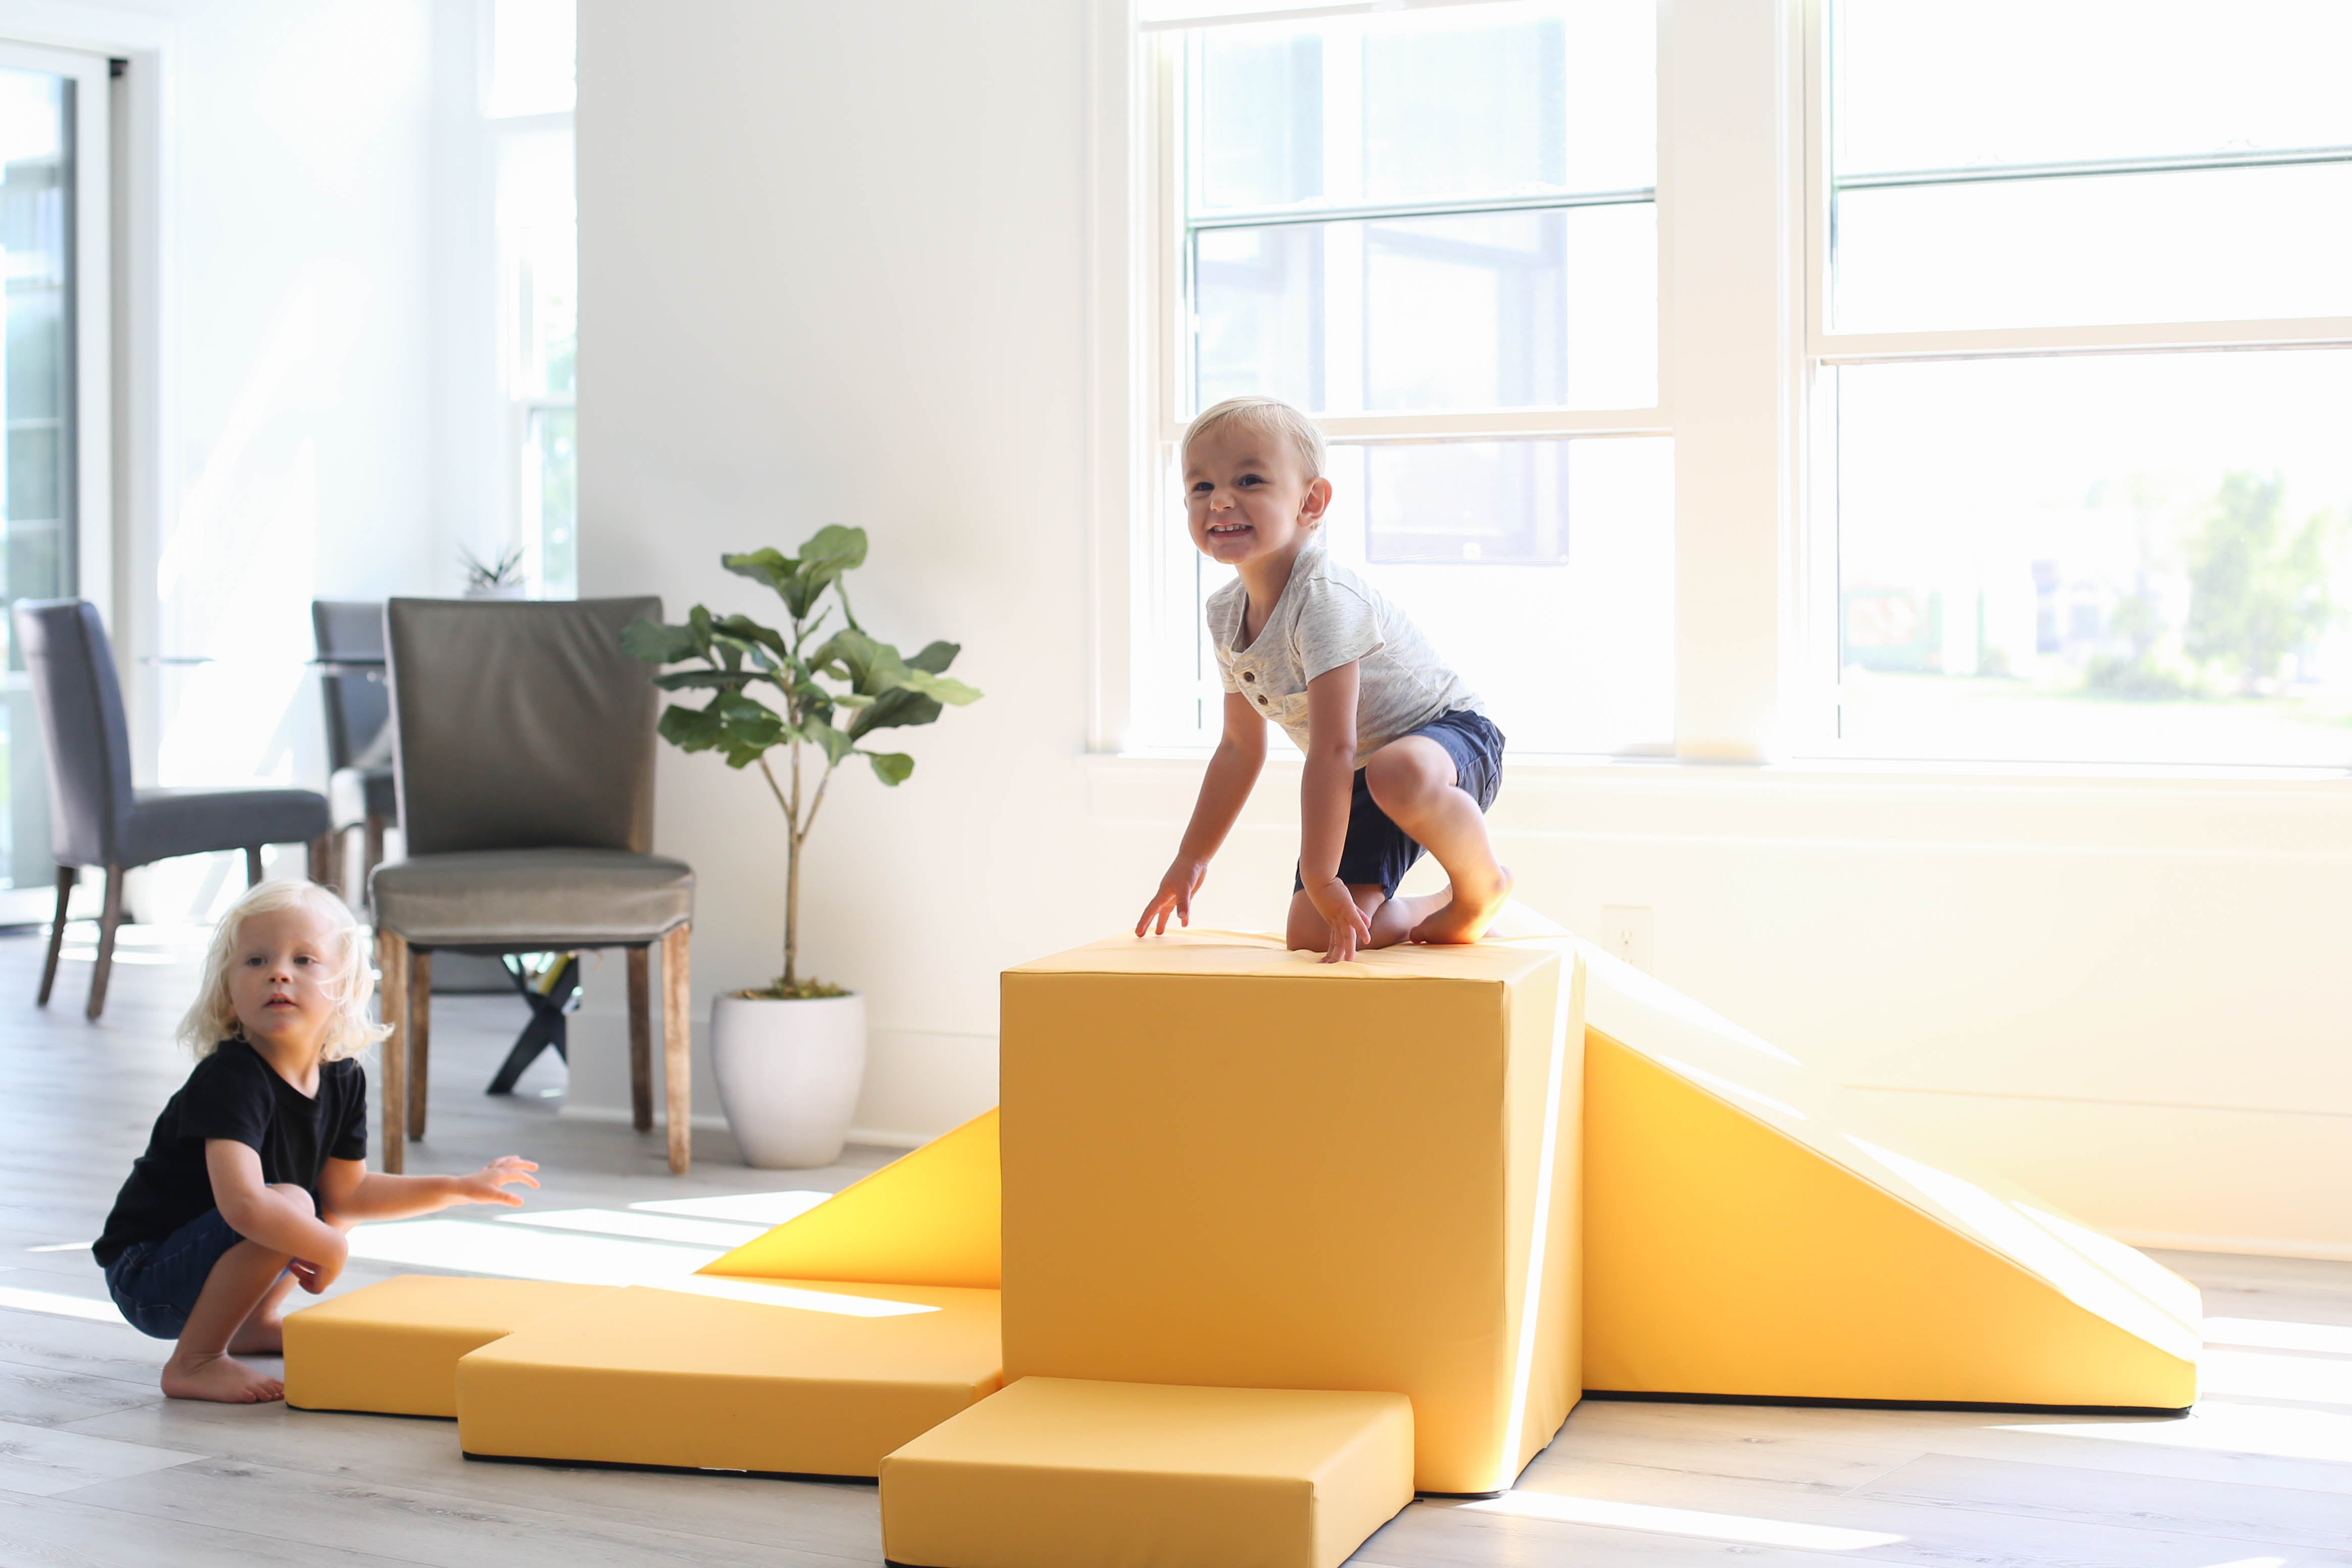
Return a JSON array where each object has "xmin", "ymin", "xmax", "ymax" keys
[
  {"xmin": 85, "ymin": 865, "xmax": 125, "ymax": 1021},
  {"xmin": 308, "ymin": 832, "xmax": 333, "ymax": 886},
  {"xmin": 244, "ymin": 846, "xmax": 265, "ymax": 887},
  {"xmin": 376, "ymin": 930, "xmax": 408, "ymax": 1174},
  {"xmin": 36, "ymin": 865, "xmax": 73, "ymax": 1006},
  {"xmin": 627, "ymin": 946, "xmax": 653, "ymax": 1133},
  {"xmin": 407, "ymin": 949, "xmax": 433, "ymax": 1141},
  {"xmin": 660, "ymin": 924, "xmax": 692, "ymax": 1174}
]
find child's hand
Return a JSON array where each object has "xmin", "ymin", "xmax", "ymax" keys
[
  {"xmin": 1136, "ymin": 860, "xmax": 1208, "ymax": 938},
  {"xmin": 450, "ymin": 1155, "xmax": 540, "ymax": 1208},
  {"xmin": 1304, "ymin": 878, "xmax": 1371, "ymax": 965}
]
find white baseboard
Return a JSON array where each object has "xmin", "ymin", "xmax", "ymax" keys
[
  {"xmin": 2111, "ymin": 1230, "xmax": 2352, "ymax": 1264},
  {"xmin": 843, "ymin": 1127, "xmax": 930, "ymax": 1150},
  {"xmin": 557, "ymin": 1104, "xmax": 730, "ymax": 1131}
]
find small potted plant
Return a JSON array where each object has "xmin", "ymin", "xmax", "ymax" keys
[
  {"xmin": 623, "ymin": 526, "xmax": 979, "ymax": 1166},
  {"xmin": 461, "ymin": 543, "xmax": 531, "ymax": 600}
]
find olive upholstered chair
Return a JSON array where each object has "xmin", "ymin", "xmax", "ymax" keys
[
  {"xmin": 369, "ymin": 597, "xmax": 695, "ymax": 1173},
  {"xmin": 14, "ymin": 600, "xmax": 332, "ymax": 1019}
]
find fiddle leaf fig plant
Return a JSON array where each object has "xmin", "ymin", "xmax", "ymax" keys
[{"xmin": 622, "ymin": 525, "xmax": 980, "ymax": 997}]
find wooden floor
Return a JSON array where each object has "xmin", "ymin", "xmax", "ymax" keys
[{"xmin": 1, "ymin": 921, "xmax": 2347, "ymax": 1566}]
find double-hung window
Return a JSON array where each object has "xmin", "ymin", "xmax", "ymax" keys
[
  {"xmin": 1135, "ymin": 0, "xmax": 1670, "ymax": 756},
  {"xmin": 1809, "ymin": 0, "xmax": 2352, "ymax": 766}
]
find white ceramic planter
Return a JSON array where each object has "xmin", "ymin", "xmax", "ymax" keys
[{"xmin": 709, "ymin": 991, "xmax": 868, "ymax": 1168}]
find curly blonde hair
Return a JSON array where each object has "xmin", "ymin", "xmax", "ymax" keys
[{"xmin": 179, "ymin": 881, "xmax": 389, "ymax": 1061}]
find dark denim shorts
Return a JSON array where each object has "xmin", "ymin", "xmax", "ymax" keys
[
  {"xmin": 104, "ymin": 1208, "xmax": 248, "ymax": 1339},
  {"xmin": 1295, "ymin": 708, "xmax": 1506, "ymax": 898}
]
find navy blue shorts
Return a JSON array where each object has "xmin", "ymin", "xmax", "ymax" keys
[
  {"xmin": 104, "ymin": 1209, "xmax": 249, "ymax": 1339},
  {"xmin": 1295, "ymin": 709, "xmax": 1506, "ymax": 899}
]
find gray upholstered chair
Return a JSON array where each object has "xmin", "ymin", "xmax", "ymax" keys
[
  {"xmin": 312, "ymin": 600, "xmax": 398, "ymax": 901},
  {"xmin": 14, "ymin": 600, "xmax": 332, "ymax": 1019},
  {"xmin": 370, "ymin": 597, "xmax": 694, "ymax": 1173}
]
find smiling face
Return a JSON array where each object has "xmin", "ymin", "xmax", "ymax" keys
[
  {"xmin": 225, "ymin": 902, "xmax": 345, "ymax": 1057},
  {"xmin": 1183, "ymin": 419, "xmax": 1333, "ymax": 574}
]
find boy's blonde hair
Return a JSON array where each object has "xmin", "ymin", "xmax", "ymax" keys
[
  {"xmin": 179, "ymin": 880, "xmax": 389, "ymax": 1061},
  {"xmin": 1182, "ymin": 396, "xmax": 1328, "ymax": 482}
]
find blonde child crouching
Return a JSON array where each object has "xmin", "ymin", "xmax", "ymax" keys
[{"xmin": 94, "ymin": 881, "xmax": 537, "ymax": 1403}]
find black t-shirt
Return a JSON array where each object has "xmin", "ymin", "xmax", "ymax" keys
[{"xmin": 93, "ymin": 1041, "xmax": 368, "ymax": 1268}]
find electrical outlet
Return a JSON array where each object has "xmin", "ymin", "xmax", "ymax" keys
[{"xmin": 1599, "ymin": 906, "xmax": 1653, "ymax": 973}]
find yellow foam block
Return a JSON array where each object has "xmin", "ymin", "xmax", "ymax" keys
[
  {"xmin": 879, "ymin": 1376, "xmax": 1413, "ymax": 1568},
  {"xmin": 284, "ymin": 1276, "xmax": 612, "ymax": 1417},
  {"xmin": 1001, "ymin": 932, "xmax": 1583, "ymax": 1495},
  {"xmin": 1477, "ymin": 908, "xmax": 2201, "ymax": 1410},
  {"xmin": 455, "ymin": 1279, "xmax": 1002, "ymax": 1477},
  {"xmin": 702, "ymin": 1107, "xmax": 999, "ymax": 1288}
]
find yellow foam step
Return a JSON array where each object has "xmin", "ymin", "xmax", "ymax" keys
[
  {"xmin": 1000, "ymin": 932, "xmax": 1584, "ymax": 1495},
  {"xmin": 879, "ymin": 1376, "xmax": 1413, "ymax": 1568},
  {"xmin": 701, "ymin": 1107, "xmax": 999, "ymax": 1288},
  {"xmin": 284, "ymin": 1276, "xmax": 612, "ymax": 1417},
  {"xmin": 456, "ymin": 1279, "xmax": 1002, "ymax": 1477}
]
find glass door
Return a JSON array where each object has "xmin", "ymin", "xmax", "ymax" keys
[{"xmin": 0, "ymin": 42, "xmax": 108, "ymax": 893}]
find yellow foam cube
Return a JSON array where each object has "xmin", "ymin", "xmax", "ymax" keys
[
  {"xmin": 879, "ymin": 1376, "xmax": 1413, "ymax": 1568},
  {"xmin": 455, "ymin": 1279, "xmax": 1002, "ymax": 1477},
  {"xmin": 1001, "ymin": 932, "xmax": 1584, "ymax": 1495},
  {"xmin": 702, "ymin": 1107, "xmax": 1000, "ymax": 1287},
  {"xmin": 284, "ymin": 1276, "xmax": 611, "ymax": 1417}
]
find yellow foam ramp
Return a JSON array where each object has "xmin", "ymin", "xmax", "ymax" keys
[
  {"xmin": 701, "ymin": 1107, "xmax": 999, "ymax": 1288},
  {"xmin": 880, "ymin": 1376, "xmax": 1413, "ymax": 1568},
  {"xmin": 284, "ymin": 1276, "xmax": 611, "ymax": 1417},
  {"xmin": 456, "ymin": 1279, "xmax": 1001, "ymax": 1477},
  {"xmin": 1001, "ymin": 933, "xmax": 1583, "ymax": 1496},
  {"xmin": 1480, "ymin": 906, "xmax": 2201, "ymax": 1411}
]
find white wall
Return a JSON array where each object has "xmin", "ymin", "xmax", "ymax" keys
[
  {"xmin": 576, "ymin": 0, "xmax": 2352, "ymax": 1258},
  {"xmin": 0, "ymin": 0, "xmax": 481, "ymax": 918}
]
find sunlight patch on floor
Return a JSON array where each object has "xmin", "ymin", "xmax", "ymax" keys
[{"xmin": 1456, "ymin": 1490, "xmax": 1901, "ymax": 1549}]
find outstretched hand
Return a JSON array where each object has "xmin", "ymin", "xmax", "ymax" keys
[
  {"xmin": 1305, "ymin": 878, "xmax": 1372, "ymax": 964},
  {"xmin": 451, "ymin": 1155, "xmax": 540, "ymax": 1208},
  {"xmin": 1136, "ymin": 860, "xmax": 1208, "ymax": 938}
]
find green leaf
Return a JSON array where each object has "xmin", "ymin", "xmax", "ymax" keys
[
  {"xmin": 803, "ymin": 717, "xmax": 857, "ymax": 767},
  {"xmin": 653, "ymin": 669, "xmax": 757, "ymax": 691},
  {"xmin": 806, "ymin": 628, "xmax": 900, "ymax": 696},
  {"xmin": 780, "ymin": 525, "xmax": 868, "ymax": 620},
  {"xmin": 863, "ymin": 750, "xmax": 914, "ymax": 785},
  {"xmin": 620, "ymin": 619, "xmax": 699, "ymax": 666},
  {"xmin": 685, "ymin": 604, "xmax": 717, "ymax": 659},
  {"xmin": 899, "ymin": 669, "xmax": 982, "ymax": 706},
  {"xmin": 905, "ymin": 640, "xmax": 960, "ymax": 674},
  {"xmin": 721, "ymin": 549, "xmax": 796, "ymax": 594},
  {"xmin": 845, "ymin": 684, "xmax": 942, "ymax": 739},
  {"xmin": 657, "ymin": 704, "xmax": 726, "ymax": 752}
]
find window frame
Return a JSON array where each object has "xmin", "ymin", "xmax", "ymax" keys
[
  {"xmin": 1791, "ymin": 0, "xmax": 2352, "ymax": 761},
  {"xmin": 1123, "ymin": 0, "xmax": 1674, "ymax": 755}
]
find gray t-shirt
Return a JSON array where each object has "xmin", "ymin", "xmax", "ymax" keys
[{"xmin": 1206, "ymin": 539, "xmax": 1482, "ymax": 765}]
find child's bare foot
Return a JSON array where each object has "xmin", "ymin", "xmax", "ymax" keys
[
  {"xmin": 161, "ymin": 1350, "xmax": 284, "ymax": 1403},
  {"xmin": 1408, "ymin": 867, "xmax": 1513, "ymax": 945},
  {"xmin": 227, "ymin": 1316, "xmax": 284, "ymax": 1356}
]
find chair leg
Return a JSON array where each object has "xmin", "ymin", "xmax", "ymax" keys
[
  {"xmin": 407, "ymin": 949, "xmax": 432, "ymax": 1141},
  {"xmin": 376, "ymin": 930, "xmax": 408, "ymax": 1174},
  {"xmin": 36, "ymin": 865, "xmax": 73, "ymax": 1006},
  {"xmin": 660, "ymin": 924, "xmax": 692, "ymax": 1174},
  {"xmin": 244, "ymin": 846, "xmax": 265, "ymax": 888},
  {"xmin": 627, "ymin": 946, "xmax": 653, "ymax": 1134},
  {"xmin": 308, "ymin": 832, "xmax": 332, "ymax": 887},
  {"xmin": 85, "ymin": 866, "xmax": 125, "ymax": 1021}
]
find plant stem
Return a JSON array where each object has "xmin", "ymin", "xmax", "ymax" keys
[{"xmin": 756, "ymin": 747, "xmax": 801, "ymax": 989}]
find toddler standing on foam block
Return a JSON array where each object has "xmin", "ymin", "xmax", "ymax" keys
[
  {"xmin": 1136, "ymin": 396, "xmax": 1511, "ymax": 963},
  {"xmin": 93, "ymin": 881, "xmax": 538, "ymax": 1403}
]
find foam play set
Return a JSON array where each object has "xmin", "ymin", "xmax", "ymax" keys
[{"xmin": 287, "ymin": 910, "xmax": 2200, "ymax": 1568}]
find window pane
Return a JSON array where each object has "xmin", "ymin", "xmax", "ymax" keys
[
  {"xmin": 1318, "ymin": 436, "xmax": 1672, "ymax": 753},
  {"xmin": 526, "ymin": 406, "xmax": 576, "ymax": 599},
  {"xmin": 1831, "ymin": 351, "xmax": 2352, "ymax": 766},
  {"xmin": 1197, "ymin": 204, "xmax": 1655, "ymax": 413},
  {"xmin": 1834, "ymin": 162, "xmax": 2352, "ymax": 333},
  {"xmin": 1834, "ymin": 0, "xmax": 2352, "ymax": 176},
  {"xmin": 1194, "ymin": 0, "xmax": 1653, "ymax": 214},
  {"xmin": 488, "ymin": 0, "xmax": 575, "ymax": 118}
]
